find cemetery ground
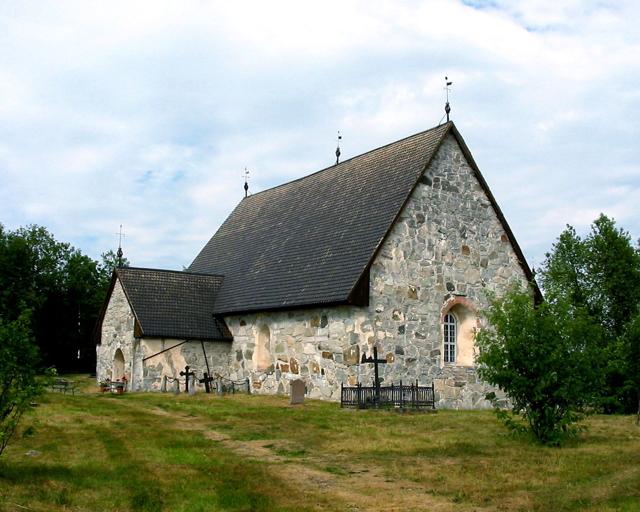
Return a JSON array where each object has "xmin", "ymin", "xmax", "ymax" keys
[{"xmin": 0, "ymin": 376, "xmax": 639, "ymax": 512}]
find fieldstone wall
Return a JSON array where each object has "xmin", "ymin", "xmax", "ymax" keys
[
  {"xmin": 138, "ymin": 338, "xmax": 230, "ymax": 391},
  {"xmin": 224, "ymin": 134, "xmax": 528, "ymax": 408},
  {"xmin": 96, "ymin": 280, "xmax": 136, "ymax": 386},
  {"xmin": 97, "ymin": 278, "xmax": 230, "ymax": 392}
]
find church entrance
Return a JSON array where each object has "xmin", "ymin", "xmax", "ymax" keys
[{"xmin": 113, "ymin": 349, "xmax": 125, "ymax": 381}]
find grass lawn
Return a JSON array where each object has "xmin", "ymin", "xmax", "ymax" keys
[{"xmin": 1, "ymin": 375, "xmax": 639, "ymax": 512}]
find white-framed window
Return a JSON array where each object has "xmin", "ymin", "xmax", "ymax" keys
[{"xmin": 443, "ymin": 312, "xmax": 457, "ymax": 363}]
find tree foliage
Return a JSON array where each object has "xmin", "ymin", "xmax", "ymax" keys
[
  {"xmin": 0, "ymin": 313, "xmax": 43, "ymax": 456},
  {"xmin": 618, "ymin": 313, "xmax": 640, "ymax": 424},
  {"xmin": 476, "ymin": 288, "xmax": 603, "ymax": 445},
  {"xmin": 539, "ymin": 214, "xmax": 640, "ymax": 413},
  {"xmin": 0, "ymin": 223, "xmax": 124, "ymax": 456},
  {"xmin": 0, "ymin": 224, "xmax": 119, "ymax": 372}
]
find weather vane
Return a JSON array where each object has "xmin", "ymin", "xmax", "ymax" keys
[
  {"xmin": 242, "ymin": 168, "xmax": 250, "ymax": 198},
  {"xmin": 444, "ymin": 76, "xmax": 453, "ymax": 122},
  {"xmin": 335, "ymin": 131, "xmax": 342, "ymax": 165}
]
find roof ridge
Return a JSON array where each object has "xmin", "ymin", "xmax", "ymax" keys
[
  {"xmin": 244, "ymin": 121, "xmax": 454, "ymax": 200},
  {"xmin": 119, "ymin": 266, "xmax": 225, "ymax": 278}
]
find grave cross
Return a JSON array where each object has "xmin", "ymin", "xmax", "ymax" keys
[
  {"xmin": 199, "ymin": 372, "xmax": 216, "ymax": 394},
  {"xmin": 199, "ymin": 340, "xmax": 213, "ymax": 393},
  {"xmin": 361, "ymin": 346, "xmax": 387, "ymax": 401},
  {"xmin": 179, "ymin": 365, "xmax": 196, "ymax": 393}
]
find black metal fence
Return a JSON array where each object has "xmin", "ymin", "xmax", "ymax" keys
[
  {"xmin": 341, "ymin": 381, "xmax": 435, "ymax": 410},
  {"xmin": 215, "ymin": 376, "xmax": 251, "ymax": 395}
]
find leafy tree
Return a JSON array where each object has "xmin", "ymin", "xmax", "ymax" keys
[
  {"xmin": 0, "ymin": 223, "xmax": 117, "ymax": 372},
  {"xmin": 539, "ymin": 214, "xmax": 640, "ymax": 413},
  {"xmin": 618, "ymin": 313, "xmax": 640, "ymax": 423},
  {"xmin": 0, "ymin": 226, "xmax": 38, "ymax": 321},
  {"xmin": 538, "ymin": 225, "xmax": 590, "ymax": 313},
  {"xmin": 476, "ymin": 288, "xmax": 603, "ymax": 445},
  {"xmin": 100, "ymin": 249, "xmax": 130, "ymax": 276},
  {"xmin": 586, "ymin": 215, "xmax": 640, "ymax": 337},
  {"xmin": 0, "ymin": 312, "xmax": 43, "ymax": 457}
]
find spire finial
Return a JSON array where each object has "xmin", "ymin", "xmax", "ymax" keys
[
  {"xmin": 335, "ymin": 131, "xmax": 342, "ymax": 165},
  {"xmin": 242, "ymin": 168, "xmax": 250, "ymax": 198},
  {"xmin": 444, "ymin": 76, "xmax": 453, "ymax": 122},
  {"xmin": 115, "ymin": 224, "xmax": 125, "ymax": 268}
]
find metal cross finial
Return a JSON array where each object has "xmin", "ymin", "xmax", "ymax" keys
[
  {"xmin": 116, "ymin": 224, "xmax": 126, "ymax": 248},
  {"xmin": 115, "ymin": 224, "xmax": 125, "ymax": 268},
  {"xmin": 444, "ymin": 76, "xmax": 453, "ymax": 122},
  {"xmin": 242, "ymin": 168, "xmax": 250, "ymax": 198},
  {"xmin": 335, "ymin": 131, "xmax": 342, "ymax": 165}
]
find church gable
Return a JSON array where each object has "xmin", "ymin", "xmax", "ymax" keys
[
  {"xmin": 371, "ymin": 132, "xmax": 529, "ymax": 302},
  {"xmin": 95, "ymin": 268, "xmax": 232, "ymax": 345},
  {"xmin": 364, "ymin": 132, "xmax": 530, "ymax": 405}
]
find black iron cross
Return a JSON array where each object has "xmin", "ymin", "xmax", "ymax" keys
[
  {"xmin": 361, "ymin": 346, "xmax": 387, "ymax": 399},
  {"xmin": 198, "ymin": 372, "xmax": 216, "ymax": 394},
  {"xmin": 180, "ymin": 365, "xmax": 196, "ymax": 393}
]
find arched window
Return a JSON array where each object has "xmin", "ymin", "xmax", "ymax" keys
[
  {"xmin": 441, "ymin": 298, "xmax": 478, "ymax": 367},
  {"xmin": 253, "ymin": 324, "xmax": 271, "ymax": 370},
  {"xmin": 443, "ymin": 313, "xmax": 457, "ymax": 363}
]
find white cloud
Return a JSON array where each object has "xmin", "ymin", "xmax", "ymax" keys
[{"xmin": 0, "ymin": 0, "xmax": 639, "ymax": 270}]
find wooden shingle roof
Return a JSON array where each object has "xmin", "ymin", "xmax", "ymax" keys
[
  {"xmin": 116, "ymin": 267, "xmax": 232, "ymax": 341},
  {"xmin": 189, "ymin": 122, "xmax": 455, "ymax": 314}
]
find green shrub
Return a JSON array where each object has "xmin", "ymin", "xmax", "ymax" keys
[
  {"xmin": 0, "ymin": 313, "xmax": 44, "ymax": 456},
  {"xmin": 476, "ymin": 288, "xmax": 603, "ymax": 445}
]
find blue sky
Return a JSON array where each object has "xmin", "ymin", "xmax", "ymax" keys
[{"xmin": 1, "ymin": 0, "xmax": 639, "ymax": 270}]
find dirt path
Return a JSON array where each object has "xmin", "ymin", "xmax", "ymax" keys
[{"xmin": 128, "ymin": 403, "xmax": 492, "ymax": 512}]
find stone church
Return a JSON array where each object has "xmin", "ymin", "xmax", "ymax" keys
[{"xmin": 96, "ymin": 121, "xmax": 534, "ymax": 408}]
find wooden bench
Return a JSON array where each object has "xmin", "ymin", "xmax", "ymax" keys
[
  {"xmin": 110, "ymin": 381, "xmax": 125, "ymax": 394},
  {"xmin": 50, "ymin": 379, "xmax": 78, "ymax": 395},
  {"xmin": 100, "ymin": 380, "xmax": 126, "ymax": 394}
]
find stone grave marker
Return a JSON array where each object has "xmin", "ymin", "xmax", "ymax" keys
[{"xmin": 290, "ymin": 379, "xmax": 305, "ymax": 405}]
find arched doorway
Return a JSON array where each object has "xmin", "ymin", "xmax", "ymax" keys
[{"xmin": 113, "ymin": 349, "xmax": 125, "ymax": 381}]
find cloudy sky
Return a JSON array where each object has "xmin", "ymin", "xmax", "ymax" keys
[{"xmin": 1, "ymin": 0, "xmax": 639, "ymax": 271}]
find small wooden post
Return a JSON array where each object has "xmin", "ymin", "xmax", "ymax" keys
[
  {"xmin": 399, "ymin": 380, "xmax": 403, "ymax": 409},
  {"xmin": 431, "ymin": 381, "xmax": 435, "ymax": 409},
  {"xmin": 246, "ymin": 377, "xmax": 251, "ymax": 394},
  {"xmin": 357, "ymin": 382, "xmax": 362, "ymax": 409},
  {"xmin": 413, "ymin": 381, "xmax": 417, "ymax": 408}
]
